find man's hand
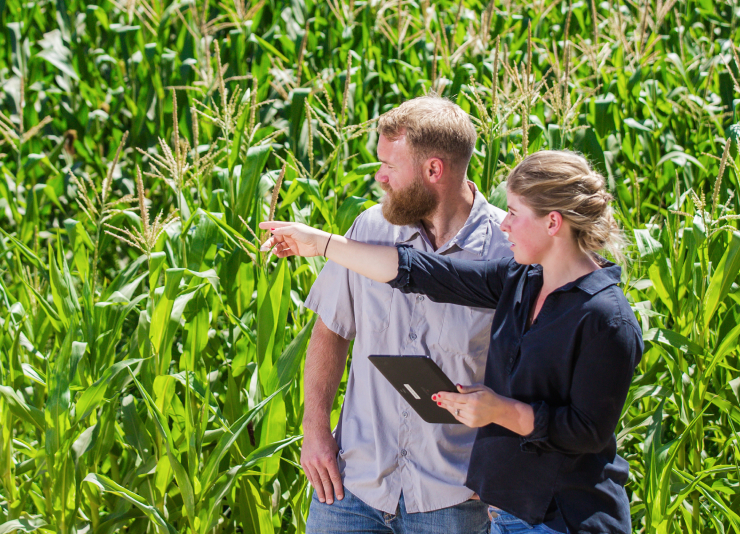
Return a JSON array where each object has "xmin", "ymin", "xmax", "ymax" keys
[{"xmin": 301, "ymin": 427, "xmax": 344, "ymax": 504}]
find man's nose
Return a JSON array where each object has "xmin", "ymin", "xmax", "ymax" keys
[{"xmin": 375, "ymin": 171, "xmax": 388, "ymax": 183}]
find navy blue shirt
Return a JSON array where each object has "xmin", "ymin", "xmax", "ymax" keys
[{"xmin": 389, "ymin": 246, "xmax": 643, "ymax": 534}]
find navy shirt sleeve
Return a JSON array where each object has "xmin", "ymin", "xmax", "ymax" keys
[
  {"xmin": 521, "ymin": 319, "xmax": 643, "ymax": 455},
  {"xmin": 388, "ymin": 245, "xmax": 512, "ymax": 309}
]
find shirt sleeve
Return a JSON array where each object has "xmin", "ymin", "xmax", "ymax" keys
[
  {"xmin": 520, "ymin": 321, "xmax": 643, "ymax": 455},
  {"xmin": 303, "ymin": 218, "xmax": 363, "ymax": 340},
  {"xmin": 388, "ymin": 245, "xmax": 513, "ymax": 309}
]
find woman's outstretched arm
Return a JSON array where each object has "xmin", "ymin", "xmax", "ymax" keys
[
  {"xmin": 260, "ymin": 220, "xmax": 512, "ymax": 309},
  {"xmin": 259, "ymin": 221, "xmax": 400, "ymax": 283}
]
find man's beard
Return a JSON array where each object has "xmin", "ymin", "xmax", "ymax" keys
[{"xmin": 380, "ymin": 171, "xmax": 439, "ymax": 226}]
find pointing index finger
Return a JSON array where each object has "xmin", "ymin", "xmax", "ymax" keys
[{"xmin": 258, "ymin": 221, "xmax": 293, "ymax": 229}]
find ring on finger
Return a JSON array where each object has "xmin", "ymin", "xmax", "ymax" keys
[{"xmin": 455, "ymin": 409, "xmax": 460, "ymax": 416}]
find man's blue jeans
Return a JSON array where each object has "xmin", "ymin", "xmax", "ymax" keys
[{"xmin": 306, "ymin": 487, "xmax": 490, "ymax": 534}]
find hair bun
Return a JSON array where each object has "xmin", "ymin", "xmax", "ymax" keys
[{"xmin": 596, "ymin": 190, "xmax": 611, "ymax": 208}]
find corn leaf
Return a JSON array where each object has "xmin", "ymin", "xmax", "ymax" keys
[{"xmin": 84, "ymin": 473, "xmax": 177, "ymax": 534}]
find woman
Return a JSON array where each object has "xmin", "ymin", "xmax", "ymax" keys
[{"xmin": 259, "ymin": 150, "xmax": 642, "ymax": 534}]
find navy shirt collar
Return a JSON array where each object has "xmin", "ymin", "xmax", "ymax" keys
[
  {"xmin": 573, "ymin": 261, "xmax": 621, "ymax": 295},
  {"xmin": 517, "ymin": 260, "xmax": 621, "ymax": 305}
]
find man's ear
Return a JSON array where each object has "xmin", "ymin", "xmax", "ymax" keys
[
  {"xmin": 426, "ymin": 157, "xmax": 444, "ymax": 184},
  {"xmin": 547, "ymin": 211, "xmax": 564, "ymax": 236}
]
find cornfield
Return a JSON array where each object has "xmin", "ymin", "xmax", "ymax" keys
[{"xmin": 0, "ymin": 0, "xmax": 739, "ymax": 532}]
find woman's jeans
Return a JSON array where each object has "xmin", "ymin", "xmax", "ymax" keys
[{"xmin": 489, "ymin": 508, "xmax": 566, "ymax": 534}]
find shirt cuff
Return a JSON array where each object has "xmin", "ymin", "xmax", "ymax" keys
[
  {"xmin": 520, "ymin": 401, "xmax": 549, "ymax": 453},
  {"xmin": 387, "ymin": 244, "xmax": 413, "ymax": 289}
]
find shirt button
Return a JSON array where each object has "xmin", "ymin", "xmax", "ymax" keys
[
  {"xmin": 416, "ymin": 295, "xmax": 424, "ymax": 302},
  {"xmin": 339, "ymin": 449, "xmax": 344, "ymax": 454},
  {"xmin": 402, "ymin": 411, "xmax": 409, "ymax": 418},
  {"xmin": 409, "ymin": 333, "xmax": 417, "ymax": 341},
  {"xmin": 401, "ymin": 449, "xmax": 407, "ymax": 456}
]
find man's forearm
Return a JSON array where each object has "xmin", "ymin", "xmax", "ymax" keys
[{"xmin": 303, "ymin": 317, "xmax": 351, "ymax": 433}]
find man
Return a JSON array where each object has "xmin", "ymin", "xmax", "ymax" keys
[{"xmin": 301, "ymin": 95, "xmax": 512, "ymax": 533}]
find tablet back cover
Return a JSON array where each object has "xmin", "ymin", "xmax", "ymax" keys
[{"xmin": 368, "ymin": 356, "xmax": 461, "ymax": 424}]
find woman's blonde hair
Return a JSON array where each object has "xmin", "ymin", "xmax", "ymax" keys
[{"xmin": 506, "ymin": 150, "xmax": 624, "ymax": 263}]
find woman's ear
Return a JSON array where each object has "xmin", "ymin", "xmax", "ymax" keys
[{"xmin": 547, "ymin": 211, "xmax": 564, "ymax": 236}]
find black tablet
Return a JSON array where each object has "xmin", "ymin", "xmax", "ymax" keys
[{"xmin": 368, "ymin": 355, "xmax": 461, "ymax": 424}]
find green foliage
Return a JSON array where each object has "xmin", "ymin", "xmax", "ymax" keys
[{"xmin": 0, "ymin": 0, "xmax": 739, "ymax": 532}]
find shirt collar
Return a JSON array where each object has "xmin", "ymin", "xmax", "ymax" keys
[
  {"xmin": 395, "ymin": 182, "xmax": 492, "ymax": 257},
  {"xmin": 571, "ymin": 259, "xmax": 622, "ymax": 295},
  {"xmin": 526, "ymin": 258, "xmax": 621, "ymax": 297},
  {"xmin": 395, "ymin": 223, "xmax": 421, "ymax": 245}
]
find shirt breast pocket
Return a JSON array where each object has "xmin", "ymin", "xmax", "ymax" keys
[
  {"xmin": 437, "ymin": 304, "xmax": 494, "ymax": 356},
  {"xmin": 361, "ymin": 279, "xmax": 394, "ymax": 332}
]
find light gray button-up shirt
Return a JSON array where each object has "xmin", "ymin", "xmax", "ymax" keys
[{"xmin": 304, "ymin": 183, "xmax": 512, "ymax": 514}]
